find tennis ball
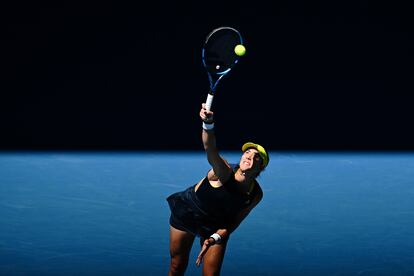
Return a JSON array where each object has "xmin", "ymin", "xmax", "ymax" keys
[{"xmin": 234, "ymin": 44, "xmax": 246, "ymax": 56}]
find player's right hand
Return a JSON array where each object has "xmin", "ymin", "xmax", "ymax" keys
[{"xmin": 200, "ymin": 103, "xmax": 214, "ymax": 124}]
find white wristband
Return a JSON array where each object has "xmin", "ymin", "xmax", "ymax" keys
[
  {"xmin": 202, "ymin": 122, "xmax": 214, "ymax": 130},
  {"xmin": 210, "ymin": 233, "xmax": 222, "ymax": 244}
]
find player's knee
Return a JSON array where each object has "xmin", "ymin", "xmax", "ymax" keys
[
  {"xmin": 202, "ymin": 262, "xmax": 222, "ymax": 276},
  {"xmin": 169, "ymin": 253, "xmax": 189, "ymax": 275}
]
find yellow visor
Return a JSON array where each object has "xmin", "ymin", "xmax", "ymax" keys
[{"xmin": 241, "ymin": 142, "xmax": 269, "ymax": 168}]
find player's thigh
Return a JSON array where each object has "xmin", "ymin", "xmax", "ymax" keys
[
  {"xmin": 169, "ymin": 225, "xmax": 195, "ymax": 259},
  {"xmin": 202, "ymin": 242, "xmax": 227, "ymax": 275}
]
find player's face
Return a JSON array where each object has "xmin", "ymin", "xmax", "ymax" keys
[{"xmin": 240, "ymin": 148, "xmax": 263, "ymax": 172}]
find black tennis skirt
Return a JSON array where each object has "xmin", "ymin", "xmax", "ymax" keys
[{"xmin": 167, "ymin": 185, "xmax": 225, "ymax": 239}]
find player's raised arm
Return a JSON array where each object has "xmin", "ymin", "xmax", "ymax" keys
[{"xmin": 199, "ymin": 103, "xmax": 231, "ymax": 182}]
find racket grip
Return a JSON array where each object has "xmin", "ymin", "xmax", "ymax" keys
[{"xmin": 205, "ymin": 93, "xmax": 214, "ymax": 111}]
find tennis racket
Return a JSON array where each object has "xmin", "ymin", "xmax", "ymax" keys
[{"xmin": 202, "ymin": 26, "xmax": 244, "ymax": 111}]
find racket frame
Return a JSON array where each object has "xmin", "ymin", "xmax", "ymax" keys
[{"xmin": 201, "ymin": 26, "xmax": 243, "ymax": 111}]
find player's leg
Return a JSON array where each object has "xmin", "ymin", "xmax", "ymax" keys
[{"xmin": 169, "ymin": 225, "xmax": 195, "ymax": 276}]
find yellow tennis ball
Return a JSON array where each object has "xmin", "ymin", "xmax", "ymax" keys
[{"xmin": 234, "ymin": 44, "xmax": 246, "ymax": 56}]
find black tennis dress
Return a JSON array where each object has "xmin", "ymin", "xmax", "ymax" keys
[{"xmin": 166, "ymin": 165, "xmax": 261, "ymax": 239}]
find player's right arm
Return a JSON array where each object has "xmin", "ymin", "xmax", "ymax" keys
[{"xmin": 200, "ymin": 103, "xmax": 231, "ymax": 183}]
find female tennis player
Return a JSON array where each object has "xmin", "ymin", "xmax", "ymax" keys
[{"xmin": 167, "ymin": 103, "xmax": 269, "ymax": 275}]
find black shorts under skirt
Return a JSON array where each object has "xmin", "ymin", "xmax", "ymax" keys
[{"xmin": 167, "ymin": 185, "xmax": 228, "ymax": 240}]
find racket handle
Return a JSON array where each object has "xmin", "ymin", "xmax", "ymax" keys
[{"xmin": 205, "ymin": 93, "xmax": 214, "ymax": 111}]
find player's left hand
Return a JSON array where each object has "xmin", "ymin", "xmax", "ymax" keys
[{"xmin": 195, "ymin": 237, "xmax": 215, "ymax": 266}]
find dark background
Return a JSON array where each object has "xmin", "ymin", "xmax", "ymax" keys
[{"xmin": 1, "ymin": 1, "xmax": 413, "ymax": 151}]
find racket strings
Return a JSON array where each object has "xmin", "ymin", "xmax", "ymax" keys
[
  {"xmin": 203, "ymin": 30, "xmax": 241, "ymax": 72},
  {"xmin": 202, "ymin": 27, "xmax": 243, "ymax": 92}
]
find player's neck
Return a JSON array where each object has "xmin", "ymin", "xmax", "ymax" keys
[{"xmin": 236, "ymin": 168, "xmax": 255, "ymax": 183}]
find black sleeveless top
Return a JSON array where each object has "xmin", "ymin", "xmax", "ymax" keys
[{"xmin": 195, "ymin": 164, "xmax": 259, "ymax": 220}]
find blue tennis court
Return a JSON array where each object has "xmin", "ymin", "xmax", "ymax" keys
[{"xmin": 1, "ymin": 151, "xmax": 413, "ymax": 275}]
